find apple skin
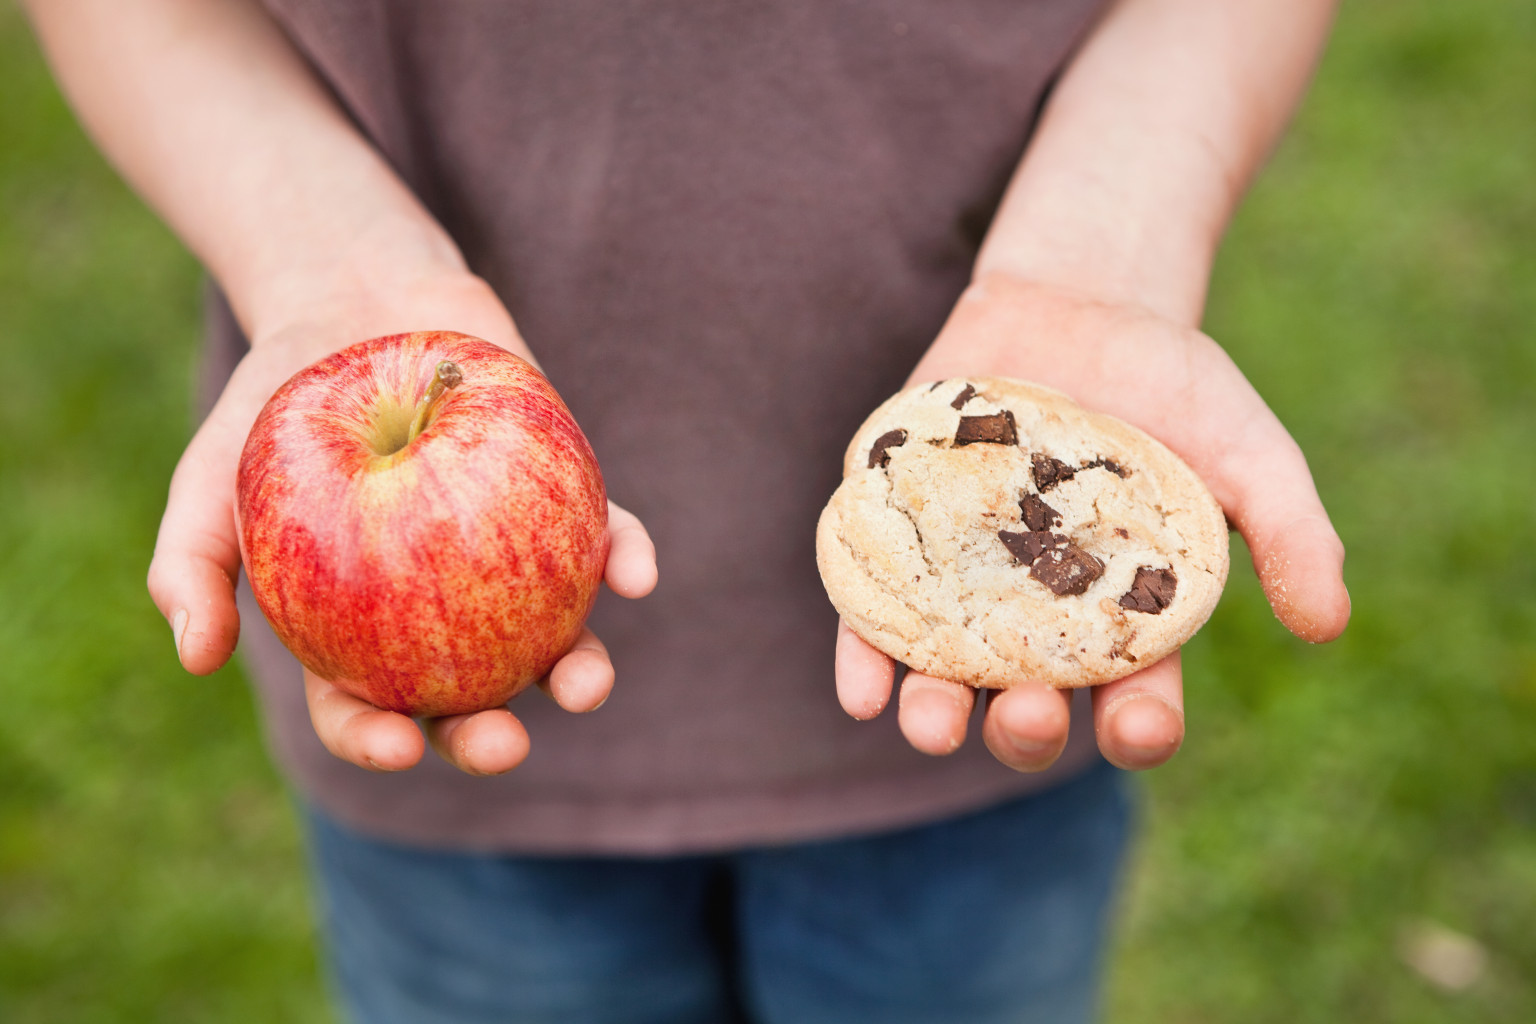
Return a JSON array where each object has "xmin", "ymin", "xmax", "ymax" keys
[{"xmin": 236, "ymin": 331, "xmax": 609, "ymax": 717}]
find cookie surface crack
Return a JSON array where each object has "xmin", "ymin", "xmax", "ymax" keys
[
  {"xmin": 833, "ymin": 520, "xmax": 931, "ymax": 624},
  {"xmin": 885, "ymin": 487, "xmax": 940, "ymax": 583}
]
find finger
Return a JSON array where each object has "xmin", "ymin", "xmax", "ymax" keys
[
  {"xmin": 604, "ymin": 501, "xmax": 658, "ymax": 599},
  {"xmin": 897, "ymin": 672, "xmax": 976, "ymax": 755},
  {"xmin": 425, "ymin": 708, "xmax": 531, "ymax": 776},
  {"xmin": 835, "ymin": 620, "xmax": 896, "ymax": 720},
  {"xmin": 303, "ymin": 671, "xmax": 425, "ymax": 771},
  {"xmin": 981, "ymin": 684, "xmax": 1074, "ymax": 772},
  {"xmin": 1213, "ymin": 419, "xmax": 1350, "ymax": 644},
  {"xmin": 1090, "ymin": 652, "xmax": 1184, "ymax": 771},
  {"xmin": 1251, "ymin": 512, "xmax": 1350, "ymax": 644},
  {"xmin": 537, "ymin": 628, "xmax": 614, "ymax": 712},
  {"xmin": 146, "ymin": 419, "xmax": 245, "ymax": 675}
]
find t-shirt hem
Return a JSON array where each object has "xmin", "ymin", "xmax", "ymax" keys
[{"xmin": 291, "ymin": 741, "xmax": 1102, "ymax": 857}]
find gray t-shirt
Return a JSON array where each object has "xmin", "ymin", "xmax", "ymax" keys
[{"xmin": 215, "ymin": 0, "xmax": 1111, "ymax": 853}]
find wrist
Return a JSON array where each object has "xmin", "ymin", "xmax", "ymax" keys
[
  {"xmin": 973, "ymin": 219, "xmax": 1220, "ymax": 331},
  {"xmin": 231, "ymin": 214, "xmax": 469, "ymax": 347},
  {"xmin": 230, "ymin": 231, "xmax": 531, "ymax": 373},
  {"xmin": 973, "ymin": 123, "xmax": 1231, "ymax": 328}
]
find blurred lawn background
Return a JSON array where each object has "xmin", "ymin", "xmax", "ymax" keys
[{"xmin": 2, "ymin": 0, "xmax": 1533, "ymax": 1021}]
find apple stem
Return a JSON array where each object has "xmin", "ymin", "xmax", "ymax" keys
[{"xmin": 407, "ymin": 360, "xmax": 464, "ymax": 444}]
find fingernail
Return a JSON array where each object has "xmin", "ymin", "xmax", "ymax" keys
[
  {"xmin": 1000, "ymin": 734, "xmax": 1064, "ymax": 772},
  {"xmin": 853, "ymin": 695, "xmax": 888, "ymax": 720},
  {"xmin": 1006, "ymin": 736, "xmax": 1059, "ymax": 758},
  {"xmin": 928, "ymin": 733, "xmax": 963, "ymax": 755},
  {"xmin": 1111, "ymin": 696, "xmax": 1184, "ymax": 758},
  {"xmin": 171, "ymin": 609, "xmax": 189, "ymax": 659}
]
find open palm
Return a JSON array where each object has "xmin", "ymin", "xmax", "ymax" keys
[
  {"xmin": 835, "ymin": 274, "xmax": 1350, "ymax": 772},
  {"xmin": 145, "ymin": 273, "xmax": 657, "ymax": 775}
]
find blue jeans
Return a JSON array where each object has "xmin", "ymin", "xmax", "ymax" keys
[{"xmin": 307, "ymin": 760, "xmax": 1132, "ymax": 1024}]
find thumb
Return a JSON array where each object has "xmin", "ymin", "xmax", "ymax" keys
[
  {"xmin": 1218, "ymin": 423, "xmax": 1350, "ymax": 644},
  {"xmin": 1250, "ymin": 511, "xmax": 1349, "ymax": 644},
  {"xmin": 146, "ymin": 418, "xmax": 244, "ymax": 674},
  {"xmin": 603, "ymin": 500, "xmax": 658, "ymax": 599}
]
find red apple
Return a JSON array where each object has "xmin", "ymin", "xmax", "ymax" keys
[{"xmin": 236, "ymin": 331, "xmax": 609, "ymax": 717}]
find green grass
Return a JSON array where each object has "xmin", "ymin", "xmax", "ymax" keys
[
  {"xmin": 0, "ymin": 4, "xmax": 328, "ymax": 1022},
  {"xmin": 1, "ymin": 0, "xmax": 1533, "ymax": 1021},
  {"xmin": 1108, "ymin": 1, "xmax": 1536, "ymax": 1021}
]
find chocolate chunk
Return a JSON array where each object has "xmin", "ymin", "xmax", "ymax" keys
[
  {"xmin": 867, "ymin": 428, "xmax": 908, "ymax": 469},
  {"xmin": 949, "ymin": 384, "xmax": 978, "ymax": 410},
  {"xmin": 1029, "ymin": 543, "xmax": 1105, "ymax": 596},
  {"xmin": 998, "ymin": 529, "xmax": 1067, "ymax": 566},
  {"xmin": 955, "ymin": 410, "xmax": 1017, "ymax": 446},
  {"xmin": 1118, "ymin": 566, "xmax": 1178, "ymax": 614},
  {"xmin": 1082, "ymin": 457, "xmax": 1131, "ymax": 478},
  {"xmin": 998, "ymin": 530, "xmax": 1031, "ymax": 563},
  {"xmin": 1019, "ymin": 494, "xmax": 1062, "ymax": 533},
  {"xmin": 1031, "ymin": 452, "xmax": 1075, "ymax": 490}
]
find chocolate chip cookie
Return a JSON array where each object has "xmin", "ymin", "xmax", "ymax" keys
[{"xmin": 816, "ymin": 378, "xmax": 1229, "ymax": 688}]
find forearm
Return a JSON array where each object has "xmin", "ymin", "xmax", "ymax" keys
[
  {"xmin": 21, "ymin": 0, "xmax": 464, "ymax": 342},
  {"xmin": 978, "ymin": 0, "xmax": 1337, "ymax": 326}
]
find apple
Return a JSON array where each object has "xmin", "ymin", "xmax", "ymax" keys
[{"xmin": 236, "ymin": 331, "xmax": 609, "ymax": 717}]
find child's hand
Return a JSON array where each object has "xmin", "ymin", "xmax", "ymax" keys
[
  {"xmin": 834, "ymin": 274, "xmax": 1350, "ymax": 771},
  {"xmin": 145, "ymin": 273, "xmax": 657, "ymax": 775}
]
